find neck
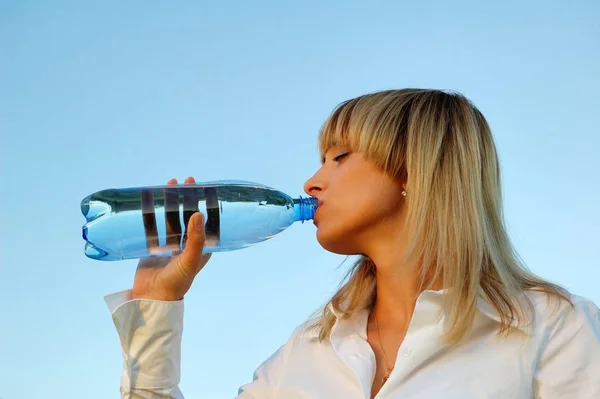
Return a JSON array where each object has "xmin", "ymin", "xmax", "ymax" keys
[
  {"xmin": 370, "ymin": 260, "xmax": 420, "ymax": 330},
  {"xmin": 365, "ymin": 235, "xmax": 443, "ymax": 331},
  {"xmin": 360, "ymin": 210, "xmax": 443, "ymax": 330}
]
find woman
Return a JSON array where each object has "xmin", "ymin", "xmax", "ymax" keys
[{"xmin": 104, "ymin": 89, "xmax": 600, "ymax": 398}]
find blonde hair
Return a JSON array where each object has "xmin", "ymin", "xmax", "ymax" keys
[{"xmin": 307, "ymin": 89, "xmax": 570, "ymax": 344}]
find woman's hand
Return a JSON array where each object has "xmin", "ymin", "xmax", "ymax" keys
[{"xmin": 131, "ymin": 176, "xmax": 212, "ymax": 301}]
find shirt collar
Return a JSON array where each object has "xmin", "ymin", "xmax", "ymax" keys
[
  {"xmin": 324, "ymin": 288, "xmax": 533, "ymax": 339},
  {"xmin": 475, "ymin": 290, "xmax": 534, "ymax": 333}
]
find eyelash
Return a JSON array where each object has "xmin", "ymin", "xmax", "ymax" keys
[{"xmin": 333, "ymin": 153, "xmax": 349, "ymax": 162}]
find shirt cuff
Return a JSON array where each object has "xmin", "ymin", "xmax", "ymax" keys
[{"xmin": 104, "ymin": 289, "xmax": 184, "ymax": 390}]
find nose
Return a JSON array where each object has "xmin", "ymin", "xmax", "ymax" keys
[{"xmin": 303, "ymin": 169, "xmax": 325, "ymax": 198}]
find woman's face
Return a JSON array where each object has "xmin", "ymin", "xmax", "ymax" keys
[{"xmin": 303, "ymin": 146, "xmax": 407, "ymax": 255}]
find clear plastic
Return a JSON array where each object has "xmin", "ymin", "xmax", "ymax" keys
[{"xmin": 80, "ymin": 180, "xmax": 317, "ymax": 261}]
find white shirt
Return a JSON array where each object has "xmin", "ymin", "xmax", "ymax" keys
[{"xmin": 105, "ymin": 288, "xmax": 600, "ymax": 398}]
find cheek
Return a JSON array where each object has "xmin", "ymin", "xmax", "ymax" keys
[{"xmin": 318, "ymin": 195, "xmax": 400, "ymax": 235}]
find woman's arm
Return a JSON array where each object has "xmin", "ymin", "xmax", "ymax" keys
[{"xmin": 106, "ymin": 289, "xmax": 288, "ymax": 399}]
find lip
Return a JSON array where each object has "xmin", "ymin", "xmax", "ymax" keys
[
  {"xmin": 315, "ymin": 200, "xmax": 323, "ymax": 214},
  {"xmin": 313, "ymin": 201, "xmax": 322, "ymax": 225}
]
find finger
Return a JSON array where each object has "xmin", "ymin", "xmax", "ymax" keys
[
  {"xmin": 164, "ymin": 183, "xmax": 181, "ymax": 251},
  {"xmin": 141, "ymin": 188, "xmax": 159, "ymax": 250},
  {"xmin": 137, "ymin": 255, "xmax": 171, "ymax": 269},
  {"xmin": 173, "ymin": 212, "xmax": 207, "ymax": 277},
  {"xmin": 182, "ymin": 179, "xmax": 200, "ymax": 248}
]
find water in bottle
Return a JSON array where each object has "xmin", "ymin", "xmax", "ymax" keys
[{"xmin": 80, "ymin": 180, "xmax": 318, "ymax": 261}]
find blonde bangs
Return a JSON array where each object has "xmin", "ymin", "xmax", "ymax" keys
[
  {"xmin": 317, "ymin": 99, "xmax": 354, "ymax": 161},
  {"xmin": 317, "ymin": 92, "xmax": 410, "ymax": 179}
]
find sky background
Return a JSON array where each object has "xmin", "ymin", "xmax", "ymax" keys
[{"xmin": 1, "ymin": 1, "xmax": 599, "ymax": 398}]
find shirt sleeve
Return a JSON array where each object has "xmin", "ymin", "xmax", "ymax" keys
[
  {"xmin": 534, "ymin": 295, "xmax": 600, "ymax": 398},
  {"xmin": 105, "ymin": 289, "xmax": 286, "ymax": 399}
]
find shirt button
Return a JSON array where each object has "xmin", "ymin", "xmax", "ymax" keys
[{"xmin": 403, "ymin": 348, "xmax": 412, "ymax": 357}]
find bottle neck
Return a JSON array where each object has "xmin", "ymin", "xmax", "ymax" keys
[{"xmin": 293, "ymin": 196, "xmax": 318, "ymax": 222}]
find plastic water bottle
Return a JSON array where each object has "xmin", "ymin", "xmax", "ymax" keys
[{"xmin": 80, "ymin": 180, "xmax": 318, "ymax": 261}]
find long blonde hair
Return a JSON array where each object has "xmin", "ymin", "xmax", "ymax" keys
[{"xmin": 307, "ymin": 89, "xmax": 570, "ymax": 344}]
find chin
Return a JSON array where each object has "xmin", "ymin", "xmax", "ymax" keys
[{"xmin": 315, "ymin": 227, "xmax": 361, "ymax": 255}]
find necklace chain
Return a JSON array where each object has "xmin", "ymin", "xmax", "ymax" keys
[{"xmin": 373, "ymin": 312, "xmax": 394, "ymax": 383}]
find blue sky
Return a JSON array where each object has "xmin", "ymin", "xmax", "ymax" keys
[{"xmin": 1, "ymin": 1, "xmax": 599, "ymax": 398}]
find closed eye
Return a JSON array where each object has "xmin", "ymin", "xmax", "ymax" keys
[{"xmin": 333, "ymin": 153, "xmax": 349, "ymax": 162}]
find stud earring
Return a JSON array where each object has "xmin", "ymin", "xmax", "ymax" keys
[{"xmin": 401, "ymin": 190, "xmax": 407, "ymax": 197}]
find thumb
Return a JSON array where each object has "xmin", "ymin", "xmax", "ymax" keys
[{"xmin": 177, "ymin": 212, "xmax": 208, "ymax": 276}]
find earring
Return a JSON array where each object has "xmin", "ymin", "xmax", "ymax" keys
[{"xmin": 402, "ymin": 190, "xmax": 407, "ymax": 197}]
